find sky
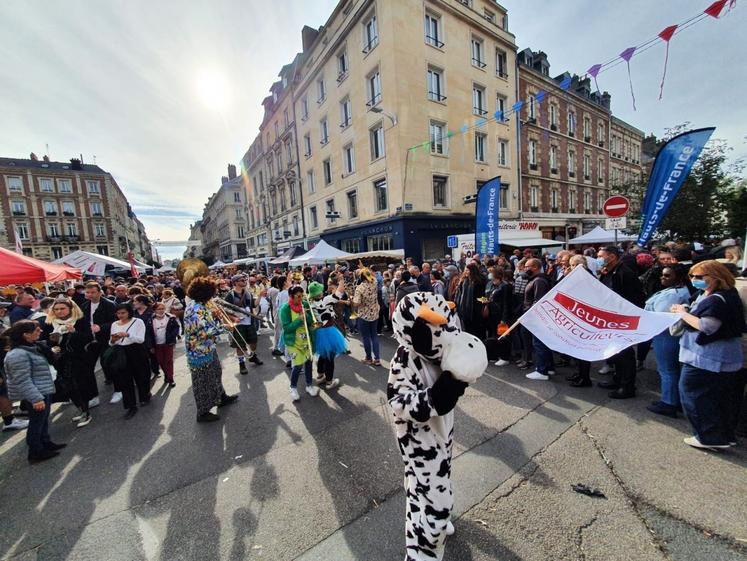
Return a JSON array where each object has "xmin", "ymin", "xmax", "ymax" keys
[{"xmin": 1, "ymin": 0, "xmax": 744, "ymax": 261}]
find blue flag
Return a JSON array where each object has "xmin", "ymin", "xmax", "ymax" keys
[
  {"xmin": 637, "ymin": 128, "xmax": 714, "ymax": 245},
  {"xmin": 475, "ymin": 176, "xmax": 501, "ymax": 256}
]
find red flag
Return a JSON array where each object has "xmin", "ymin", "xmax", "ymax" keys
[
  {"xmin": 128, "ymin": 250, "xmax": 138, "ymax": 278},
  {"xmin": 704, "ymin": 0, "xmax": 728, "ymax": 17},
  {"xmin": 657, "ymin": 25, "xmax": 678, "ymax": 99}
]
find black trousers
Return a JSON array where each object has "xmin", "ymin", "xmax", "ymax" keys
[
  {"xmin": 577, "ymin": 360, "xmax": 591, "ymax": 382},
  {"xmin": 116, "ymin": 344, "xmax": 152, "ymax": 410},
  {"xmin": 611, "ymin": 347, "xmax": 636, "ymax": 391},
  {"xmin": 317, "ymin": 356, "xmax": 335, "ymax": 382}
]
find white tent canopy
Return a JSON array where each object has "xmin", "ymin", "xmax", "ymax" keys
[
  {"xmin": 289, "ymin": 240, "xmax": 352, "ymax": 266},
  {"xmin": 53, "ymin": 250, "xmax": 147, "ymax": 276},
  {"xmin": 209, "ymin": 260, "xmax": 228, "ymax": 269},
  {"xmin": 568, "ymin": 226, "xmax": 638, "ymax": 245},
  {"xmin": 157, "ymin": 265, "xmax": 175, "ymax": 273},
  {"xmin": 338, "ymin": 249, "xmax": 405, "ymax": 261}
]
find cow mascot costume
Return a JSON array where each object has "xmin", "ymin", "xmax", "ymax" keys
[{"xmin": 387, "ymin": 292, "xmax": 488, "ymax": 561}]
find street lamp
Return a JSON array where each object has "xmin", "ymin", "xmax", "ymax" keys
[{"xmin": 369, "ymin": 106, "xmax": 397, "ymax": 126}]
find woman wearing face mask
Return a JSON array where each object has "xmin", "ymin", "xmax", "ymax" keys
[
  {"xmin": 671, "ymin": 260, "xmax": 745, "ymax": 450},
  {"xmin": 644, "ymin": 265, "xmax": 692, "ymax": 417},
  {"xmin": 565, "ymin": 255, "xmax": 595, "ymax": 387},
  {"xmin": 43, "ymin": 298, "xmax": 95, "ymax": 427},
  {"xmin": 152, "ymin": 302, "xmax": 181, "ymax": 388}
]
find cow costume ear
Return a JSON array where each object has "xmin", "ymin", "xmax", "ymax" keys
[{"xmin": 410, "ymin": 317, "xmax": 434, "ymax": 357}]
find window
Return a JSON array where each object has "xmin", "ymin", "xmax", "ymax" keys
[
  {"xmin": 425, "ymin": 12, "xmax": 444, "ymax": 48},
  {"xmin": 234, "ymin": 192, "xmax": 241, "ymax": 203},
  {"xmin": 274, "ymin": 122, "xmax": 280, "ymax": 140},
  {"xmin": 51, "ymin": 247, "xmax": 63, "ymax": 260},
  {"xmin": 474, "ymin": 132, "xmax": 487, "ymax": 162},
  {"xmin": 343, "ymin": 144, "xmax": 355, "ymax": 175},
  {"xmin": 87, "ymin": 180, "xmax": 100, "ymax": 194},
  {"xmin": 44, "ymin": 201, "xmax": 57, "ymax": 215},
  {"xmin": 471, "ymin": 37, "xmax": 486, "ymax": 68},
  {"xmin": 236, "ymin": 207, "xmax": 243, "ymax": 219},
  {"xmin": 301, "ymin": 96, "xmax": 309, "ymax": 121},
  {"xmin": 66, "ymin": 223, "xmax": 78, "ymax": 237},
  {"xmin": 598, "ymin": 192, "xmax": 605, "ymax": 214},
  {"xmin": 8, "ymin": 177, "xmax": 23, "ymax": 192},
  {"xmin": 317, "ymin": 77, "xmax": 326, "ymax": 103},
  {"xmin": 496, "ymin": 94, "xmax": 506, "ymax": 119},
  {"xmin": 429, "ymin": 121, "xmax": 447, "ymax": 155},
  {"xmin": 363, "ymin": 15, "xmax": 379, "ymax": 53},
  {"xmin": 568, "ymin": 110, "xmax": 576, "ymax": 137},
  {"xmin": 500, "ymin": 13, "xmax": 509, "ymax": 31},
  {"xmin": 284, "ymin": 109, "xmax": 290, "ymax": 128},
  {"xmin": 337, "ymin": 49, "xmax": 349, "ymax": 82},
  {"xmin": 342, "ymin": 239, "xmax": 362, "ymax": 253},
  {"xmin": 472, "ymin": 84, "xmax": 486, "ymax": 116},
  {"xmin": 286, "ymin": 140, "xmax": 293, "ymax": 165},
  {"xmin": 584, "ymin": 191, "xmax": 592, "ymax": 213},
  {"xmin": 583, "ymin": 153, "xmax": 591, "ymax": 180},
  {"xmin": 320, "ymin": 118, "xmax": 329, "ymax": 145},
  {"xmin": 290, "ymin": 182, "xmax": 298, "ymax": 206},
  {"xmin": 310, "ymin": 206, "xmax": 319, "ymax": 229},
  {"xmin": 373, "ymin": 178, "xmax": 388, "ymax": 212},
  {"xmin": 62, "ymin": 201, "xmax": 75, "ymax": 216},
  {"xmin": 550, "ymin": 104, "xmax": 558, "ymax": 129},
  {"xmin": 58, "ymin": 179, "xmax": 72, "ymax": 193},
  {"xmin": 569, "ymin": 190, "xmax": 577, "ymax": 212},
  {"xmin": 325, "ymin": 199, "xmax": 336, "ymax": 223},
  {"xmin": 268, "ymin": 154, "xmax": 274, "ymax": 177},
  {"xmin": 40, "ymin": 178, "xmax": 53, "ymax": 192},
  {"xmin": 90, "ymin": 202, "xmax": 103, "ymax": 216},
  {"xmin": 496, "ymin": 49, "xmax": 508, "ymax": 78},
  {"xmin": 427, "ymin": 66, "xmax": 445, "ymax": 102},
  {"xmin": 15, "ymin": 223, "xmax": 29, "ymax": 240},
  {"xmin": 529, "ymin": 185, "xmax": 539, "ymax": 210},
  {"xmin": 347, "ymin": 190, "xmax": 358, "ymax": 218},
  {"xmin": 95, "ymin": 223, "xmax": 105, "ymax": 237},
  {"xmin": 583, "ymin": 117, "xmax": 592, "ymax": 141},
  {"xmin": 528, "ymin": 95, "xmax": 536, "ymax": 121},
  {"xmin": 368, "ymin": 234, "xmax": 393, "ymax": 251},
  {"xmin": 11, "ymin": 200, "xmax": 26, "ymax": 215},
  {"xmin": 568, "ymin": 150, "xmax": 576, "ymax": 177},
  {"xmin": 498, "ymin": 139, "xmax": 509, "ymax": 166},
  {"xmin": 277, "ymin": 148, "xmax": 283, "ymax": 171},
  {"xmin": 340, "ymin": 98, "xmax": 352, "ymax": 128},
  {"xmin": 366, "ymin": 69, "xmax": 382, "ymax": 107},
  {"xmin": 304, "ymin": 133, "xmax": 312, "ymax": 157},
  {"xmin": 323, "ymin": 158, "xmax": 333, "ymax": 185},
  {"xmin": 483, "ymin": 8, "xmax": 495, "ymax": 22},
  {"xmin": 49, "ymin": 223, "xmax": 60, "ymax": 237},
  {"xmin": 271, "ymin": 192, "xmax": 278, "ymax": 215},
  {"xmin": 237, "ymin": 225, "xmax": 245, "ymax": 238},
  {"xmin": 307, "ymin": 170, "xmax": 316, "ymax": 194},
  {"xmin": 528, "ymin": 139, "xmax": 537, "ymax": 168},
  {"xmin": 499, "ymin": 183, "xmax": 509, "ymax": 209},
  {"xmin": 370, "ymin": 123, "xmax": 385, "ymax": 160},
  {"xmin": 550, "ymin": 145, "xmax": 558, "ymax": 172},
  {"xmin": 293, "ymin": 215, "xmax": 300, "ymax": 236},
  {"xmin": 551, "ymin": 188, "xmax": 559, "ymax": 211},
  {"xmin": 433, "ymin": 175, "xmax": 448, "ymax": 208},
  {"xmin": 598, "ymin": 157, "xmax": 605, "ymax": 184}
]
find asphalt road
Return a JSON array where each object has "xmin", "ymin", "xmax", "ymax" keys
[{"xmin": 1, "ymin": 329, "xmax": 745, "ymax": 561}]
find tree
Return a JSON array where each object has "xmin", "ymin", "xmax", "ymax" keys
[{"xmin": 724, "ymin": 178, "xmax": 747, "ymax": 237}]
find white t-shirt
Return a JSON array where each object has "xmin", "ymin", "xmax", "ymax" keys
[
  {"xmin": 89, "ymin": 301, "xmax": 100, "ymax": 326},
  {"xmin": 110, "ymin": 318, "xmax": 145, "ymax": 346},
  {"xmin": 152, "ymin": 315, "xmax": 169, "ymax": 345}
]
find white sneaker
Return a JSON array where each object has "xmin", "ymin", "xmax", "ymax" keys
[
  {"xmin": 2, "ymin": 418, "xmax": 29, "ymax": 431},
  {"xmin": 547, "ymin": 370, "xmax": 556, "ymax": 376},
  {"xmin": 306, "ymin": 385, "xmax": 320, "ymax": 397},
  {"xmin": 88, "ymin": 396, "xmax": 100, "ymax": 408},
  {"xmin": 323, "ymin": 378, "xmax": 340, "ymax": 390},
  {"xmin": 683, "ymin": 436, "xmax": 729, "ymax": 450},
  {"xmin": 446, "ymin": 520, "xmax": 455, "ymax": 536},
  {"xmin": 290, "ymin": 387, "xmax": 301, "ymax": 402},
  {"xmin": 494, "ymin": 359, "xmax": 510, "ymax": 367},
  {"xmin": 598, "ymin": 364, "xmax": 613, "ymax": 374},
  {"xmin": 76, "ymin": 413, "xmax": 92, "ymax": 428},
  {"xmin": 109, "ymin": 392, "xmax": 123, "ymax": 404},
  {"xmin": 71, "ymin": 411, "xmax": 87, "ymax": 422},
  {"xmin": 525, "ymin": 371, "xmax": 550, "ymax": 381}
]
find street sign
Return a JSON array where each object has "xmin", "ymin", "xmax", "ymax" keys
[
  {"xmin": 603, "ymin": 195, "xmax": 630, "ymax": 218},
  {"xmin": 447, "ymin": 235, "xmax": 458, "ymax": 248},
  {"xmin": 605, "ymin": 217, "xmax": 627, "ymax": 230}
]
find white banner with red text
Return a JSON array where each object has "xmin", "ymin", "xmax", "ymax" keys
[{"xmin": 519, "ymin": 267, "xmax": 680, "ymax": 362}]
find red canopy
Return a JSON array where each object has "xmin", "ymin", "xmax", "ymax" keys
[{"xmin": 0, "ymin": 247, "xmax": 82, "ymax": 284}]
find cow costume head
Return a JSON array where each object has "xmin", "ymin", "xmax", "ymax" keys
[{"xmin": 392, "ymin": 292, "xmax": 487, "ymax": 384}]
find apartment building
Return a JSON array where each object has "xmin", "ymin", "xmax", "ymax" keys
[
  {"xmin": 0, "ymin": 155, "xmax": 153, "ymax": 262},
  {"xmin": 199, "ymin": 165, "xmax": 248, "ymax": 262},
  {"xmin": 242, "ymin": 136, "xmax": 272, "ymax": 258},
  {"xmin": 292, "ymin": 0, "xmax": 519, "ymax": 262},
  {"xmin": 517, "ymin": 49, "xmax": 644, "ymax": 239},
  {"xmin": 610, "ymin": 116, "xmax": 644, "ymax": 188}
]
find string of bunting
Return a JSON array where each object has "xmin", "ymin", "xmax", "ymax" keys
[{"xmin": 408, "ymin": 0, "xmax": 736, "ymax": 153}]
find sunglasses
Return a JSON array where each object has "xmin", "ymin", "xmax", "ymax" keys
[{"xmin": 689, "ymin": 274, "xmax": 707, "ymax": 280}]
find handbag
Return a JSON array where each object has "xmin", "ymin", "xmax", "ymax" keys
[{"xmin": 101, "ymin": 322, "xmax": 134, "ymax": 371}]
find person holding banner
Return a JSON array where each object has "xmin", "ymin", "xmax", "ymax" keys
[
  {"xmin": 522, "ymin": 259, "xmax": 555, "ymax": 381},
  {"xmin": 670, "ymin": 260, "xmax": 745, "ymax": 450},
  {"xmin": 596, "ymin": 247, "xmax": 645, "ymax": 398}
]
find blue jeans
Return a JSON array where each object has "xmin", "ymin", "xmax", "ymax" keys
[
  {"xmin": 25, "ymin": 395, "xmax": 52, "ymax": 455},
  {"xmin": 679, "ymin": 363, "xmax": 740, "ymax": 445},
  {"xmin": 358, "ymin": 319, "xmax": 380, "ymax": 360},
  {"xmin": 290, "ymin": 360, "xmax": 312, "ymax": 389},
  {"xmin": 532, "ymin": 336, "xmax": 554, "ymax": 375},
  {"xmin": 652, "ymin": 333, "xmax": 681, "ymax": 406}
]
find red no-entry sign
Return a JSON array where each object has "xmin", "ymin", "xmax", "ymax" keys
[{"xmin": 603, "ymin": 195, "xmax": 630, "ymax": 218}]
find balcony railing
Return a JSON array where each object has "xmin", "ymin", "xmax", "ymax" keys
[
  {"xmin": 428, "ymin": 91, "xmax": 447, "ymax": 102},
  {"xmin": 471, "ymin": 58, "xmax": 487, "ymax": 69},
  {"xmin": 569, "ymin": 171, "xmax": 576, "ymax": 178},
  {"xmin": 425, "ymin": 35, "xmax": 445, "ymax": 48},
  {"xmin": 598, "ymin": 141, "xmax": 605, "ymax": 148},
  {"xmin": 473, "ymin": 107, "xmax": 488, "ymax": 116},
  {"xmin": 362, "ymin": 36, "xmax": 379, "ymax": 54},
  {"xmin": 569, "ymin": 131, "xmax": 575, "ymax": 138},
  {"xmin": 530, "ymin": 206, "xmax": 539, "ymax": 212},
  {"xmin": 550, "ymin": 167, "xmax": 558, "ymax": 174},
  {"xmin": 45, "ymin": 211, "xmax": 57, "ymax": 216},
  {"xmin": 336, "ymin": 70, "xmax": 348, "ymax": 83},
  {"xmin": 365, "ymin": 93, "xmax": 382, "ymax": 108},
  {"xmin": 550, "ymin": 124, "xmax": 557, "ymax": 131},
  {"xmin": 584, "ymin": 135, "xmax": 591, "ymax": 143},
  {"xmin": 529, "ymin": 163, "xmax": 538, "ymax": 171}
]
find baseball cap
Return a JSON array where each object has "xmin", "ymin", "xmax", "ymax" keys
[{"xmin": 231, "ymin": 274, "xmax": 247, "ymax": 284}]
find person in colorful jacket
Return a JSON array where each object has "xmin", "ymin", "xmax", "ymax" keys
[{"xmin": 280, "ymin": 286, "xmax": 319, "ymax": 402}]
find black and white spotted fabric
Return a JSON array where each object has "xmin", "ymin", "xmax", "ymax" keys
[
  {"xmin": 310, "ymin": 290, "xmax": 342, "ymax": 324},
  {"xmin": 387, "ymin": 292, "xmax": 487, "ymax": 561}
]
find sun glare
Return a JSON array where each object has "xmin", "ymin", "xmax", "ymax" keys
[{"xmin": 195, "ymin": 69, "xmax": 231, "ymax": 111}]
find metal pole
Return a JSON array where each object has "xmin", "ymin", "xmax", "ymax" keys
[{"xmin": 614, "ymin": 228, "xmax": 618, "ymax": 246}]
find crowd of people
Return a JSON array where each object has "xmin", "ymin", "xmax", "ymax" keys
[{"xmin": 0, "ymin": 236, "xmax": 745, "ymax": 462}]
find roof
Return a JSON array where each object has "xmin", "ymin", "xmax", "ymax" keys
[{"xmin": 0, "ymin": 157, "xmax": 108, "ymax": 174}]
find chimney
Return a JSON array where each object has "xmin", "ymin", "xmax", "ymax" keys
[
  {"xmin": 29, "ymin": 152, "xmax": 38, "ymax": 161},
  {"xmin": 43, "ymin": 155, "xmax": 50, "ymax": 162},
  {"xmin": 601, "ymin": 92, "xmax": 612, "ymax": 110},
  {"xmin": 301, "ymin": 25, "xmax": 320, "ymax": 52},
  {"xmin": 221, "ymin": 176, "xmax": 229, "ymax": 185},
  {"xmin": 227, "ymin": 164, "xmax": 237, "ymax": 179},
  {"xmin": 70, "ymin": 158, "xmax": 82, "ymax": 170}
]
